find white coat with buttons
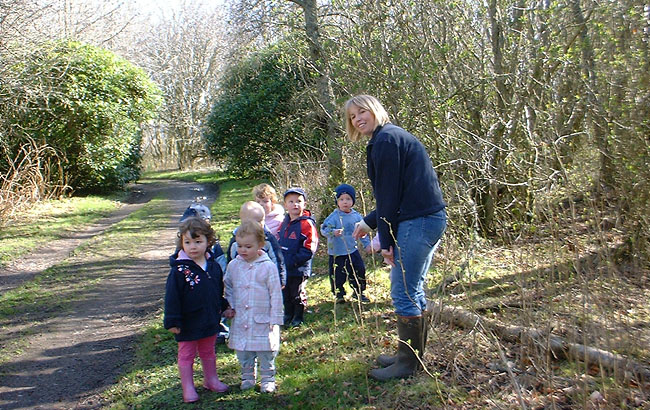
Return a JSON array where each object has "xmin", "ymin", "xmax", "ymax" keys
[{"xmin": 225, "ymin": 252, "xmax": 283, "ymax": 352}]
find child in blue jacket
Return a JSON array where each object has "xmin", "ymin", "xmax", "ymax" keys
[
  {"xmin": 278, "ymin": 187, "xmax": 318, "ymax": 327},
  {"xmin": 321, "ymin": 184, "xmax": 371, "ymax": 303}
]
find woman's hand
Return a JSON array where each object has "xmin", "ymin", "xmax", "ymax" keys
[
  {"xmin": 353, "ymin": 220, "xmax": 371, "ymax": 239},
  {"xmin": 168, "ymin": 327, "xmax": 181, "ymax": 334},
  {"xmin": 381, "ymin": 247, "xmax": 395, "ymax": 267}
]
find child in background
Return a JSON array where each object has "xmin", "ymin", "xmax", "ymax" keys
[
  {"xmin": 223, "ymin": 221, "xmax": 283, "ymax": 393},
  {"xmin": 164, "ymin": 217, "xmax": 230, "ymax": 403},
  {"xmin": 225, "ymin": 201, "xmax": 286, "ymax": 288},
  {"xmin": 278, "ymin": 187, "xmax": 319, "ymax": 327},
  {"xmin": 180, "ymin": 202, "xmax": 212, "ymax": 222},
  {"xmin": 365, "ymin": 232, "xmax": 382, "ymax": 254},
  {"xmin": 321, "ymin": 184, "xmax": 371, "ymax": 303},
  {"xmin": 253, "ymin": 183, "xmax": 285, "ymax": 239}
]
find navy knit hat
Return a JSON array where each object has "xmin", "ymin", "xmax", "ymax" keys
[{"xmin": 335, "ymin": 184, "xmax": 356, "ymax": 205}]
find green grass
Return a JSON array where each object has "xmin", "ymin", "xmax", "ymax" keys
[
  {"xmin": 104, "ymin": 267, "xmax": 449, "ymax": 409},
  {"xmin": 210, "ymin": 178, "xmax": 264, "ymax": 239},
  {"xmin": 0, "ymin": 195, "xmax": 123, "ymax": 263},
  {"xmin": 141, "ymin": 169, "xmax": 232, "ymax": 185},
  {"xmin": 102, "ymin": 173, "xmax": 452, "ymax": 409}
]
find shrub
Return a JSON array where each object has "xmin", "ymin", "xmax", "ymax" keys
[
  {"xmin": 0, "ymin": 40, "xmax": 162, "ymax": 193},
  {"xmin": 204, "ymin": 43, "xmax": 324, "ymax": 176}
]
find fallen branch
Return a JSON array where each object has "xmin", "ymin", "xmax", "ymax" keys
[
  {"xmin": 474, "ymin": 300, "xmax": 526, "ymax": 313},
  {"xmin": 431, "ymin": 304, "xmax": 650, "ymax": 385}
]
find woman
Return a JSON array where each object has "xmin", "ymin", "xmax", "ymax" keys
[{"xmin": 346, "ymin": 95, "xmax": 447, "ymax": 381}]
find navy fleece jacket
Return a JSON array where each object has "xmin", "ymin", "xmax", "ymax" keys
[
  {"xmin": 163, "ymin": 249, "xmax": 228, "ymax": 342},
  {"xmin": 364, "ymin": 123, "xmax": 446, "ymax": 250}
]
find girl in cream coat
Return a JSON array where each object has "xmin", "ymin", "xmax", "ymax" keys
[{"xmin": 224, "ymin": 220, "xmax": 283, "ymax": 393}]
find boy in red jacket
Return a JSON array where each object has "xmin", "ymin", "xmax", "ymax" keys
[{"xmin": 278, "ymin": 187, "xmax": 318, "ymax": 327}]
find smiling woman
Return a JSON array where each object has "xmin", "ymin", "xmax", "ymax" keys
[{"xmin": 344, "ymin": 94, "xmax": 447, "ymax": 381}]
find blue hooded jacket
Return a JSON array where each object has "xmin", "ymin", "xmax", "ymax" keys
[
  {"xmin": 278, "ymin": 211, "xmax": 318, "ymax": 277},
  {"xmin": 321, "ymin": 208, "xmax": 370, "ymax": 256},
  {"xmin": 163, "ymin": 249, "xmax": 228, "ymax": 342}
]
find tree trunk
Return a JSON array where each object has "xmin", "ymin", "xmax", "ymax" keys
[
  {"xmin": 289, "ymin": 0, "xmax": 344, "ymax": 185},
  {"xmin": 569, "ymin": 0, "xmax": 613, "ymax": 191}
]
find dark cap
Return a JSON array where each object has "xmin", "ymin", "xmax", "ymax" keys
[{"xmin": 284, "ymin": 187, "xmax": 306, "ymax": 200}]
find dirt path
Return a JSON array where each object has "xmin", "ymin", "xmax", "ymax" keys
[
  {"xmin": 0, "ymin": 186, "xmax": 153, "ymax": 295},
  {"xmin": 0, "ymin": 179, "xmax": 218, "ymax": 409}
]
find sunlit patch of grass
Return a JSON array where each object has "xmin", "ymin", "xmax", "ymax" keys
[
  {"xmin": 0, "ymin": 196, "xmax": 122, "ymax": 263},
  {"xmin": 209, "ymin": 178, "xmax": 264, "ymax": 239},
  {"xmin": 141, "ymin": 168, "xmax": 232, "ymax": 185}
]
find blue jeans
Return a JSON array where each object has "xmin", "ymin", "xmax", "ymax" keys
[{"xmin": 390, "ymin": 209, "xmax": 447, "ymax": 317}]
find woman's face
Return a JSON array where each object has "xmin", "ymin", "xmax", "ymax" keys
[{"xmin": 348, "ymin": 104, "xmax": 377, "ymax": 136}]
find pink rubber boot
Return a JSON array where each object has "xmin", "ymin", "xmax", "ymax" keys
[
  {"xmin": 201, "ymin": 359, "xmax": 230, "ymax": 392},
  {"xmin": 178, "ymin": 364, "xmax": 199, "ymax": 403}
]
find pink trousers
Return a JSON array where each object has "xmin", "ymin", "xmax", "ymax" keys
[{"xmin": 177, "ymin": 335, "xmax": 217, "ymax": 366}]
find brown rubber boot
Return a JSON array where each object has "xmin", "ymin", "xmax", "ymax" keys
[{"xmin": 369, "ymin": 315, "xmax": 423, "ymax": 381}]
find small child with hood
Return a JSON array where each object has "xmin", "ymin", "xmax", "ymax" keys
[
  {"xmin": 223, "ymin": 221, "xmax": 283, "ymax": 393},
  {"xmin": 164, "ymin": 217, "xmax": 230, "ymax": 403}
]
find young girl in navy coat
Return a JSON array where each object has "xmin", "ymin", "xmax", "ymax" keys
[{"xmin": 164, "ymin": 217, "xmax": 230, "ymax": 403}]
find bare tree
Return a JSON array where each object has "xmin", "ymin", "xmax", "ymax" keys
[
  {"xmin": 286, "ymin": 0, "xmax": 343, "ymax": 184},
  {"xmin": 134, "ymin": 2, "xmax": 229, "ymax": 170}
]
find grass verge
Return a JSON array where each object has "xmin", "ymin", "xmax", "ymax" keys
[{"xmin": 0, "ymin": 195, "xmax": 124, "ymax": 264}]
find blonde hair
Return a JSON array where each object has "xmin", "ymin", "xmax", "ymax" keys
[
  {"xmin": 343, "ymin": 94, "xmax": 391, "ymax": 142},
  {"xmin": 176, "ymin": 217, "xmax": 216, "ymax": 250},
  {"xmin": 252, "ymin": 183, "xmax": 278, "ymax": 203},
  {"xmin": 236, "ymin": 220, "xmax": 266, "ymax": 246},
  {"xmin": 239, "ymin": 201, "xmax": 265, "ymax": 223}
]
